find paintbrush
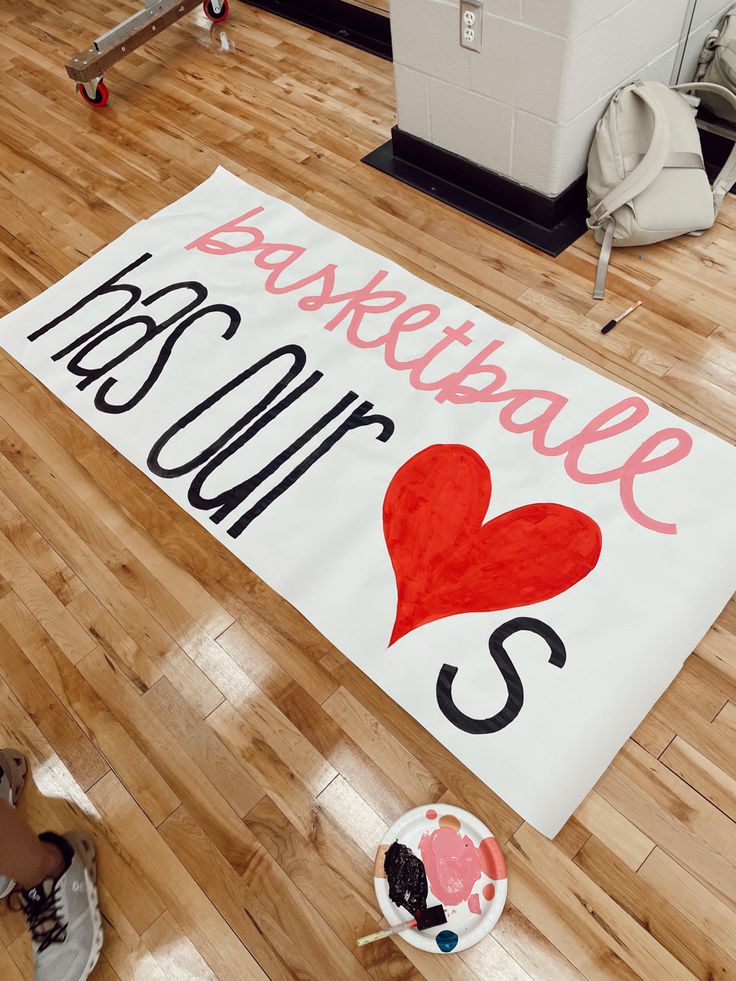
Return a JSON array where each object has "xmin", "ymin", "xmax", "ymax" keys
[{"xmin": 357, "ymin": 905, "xmax": 447, "ymax": 946}]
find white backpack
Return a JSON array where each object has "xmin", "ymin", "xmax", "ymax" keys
[{"xmin": 586, "ymin": 79, "xmax": 736, "ymax": 298}]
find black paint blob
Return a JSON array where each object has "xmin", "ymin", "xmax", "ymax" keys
[{"xmin": 384, "ymin": 841, "xmax": 428, "ymax": 918}]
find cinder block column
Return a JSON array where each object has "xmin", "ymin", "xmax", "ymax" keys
[{"xmin": 390, "ymin": 0, "xmax": 734, "ymax": 198}]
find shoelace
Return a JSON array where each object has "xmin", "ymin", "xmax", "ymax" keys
[{"xmin": 10, "ymin": 883, "xmax": 68, "ymax": 952}]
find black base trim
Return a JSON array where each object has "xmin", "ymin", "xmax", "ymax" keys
[
  {"xmin": 363, "ymin": 127, "xmax": 588, "ymax": 256},
  {"xmin": 238, "ymin": 0, "xmax": 392, "ymax": 60}
]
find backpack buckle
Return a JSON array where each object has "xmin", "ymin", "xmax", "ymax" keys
[{"xmin": 589, "ymin": 203, "xmax": 608, "ymax": 225}]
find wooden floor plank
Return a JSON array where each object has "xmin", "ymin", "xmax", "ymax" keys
[
  {"xmin": 88, "ymin": 773, "xmax": 268, "ymax": 980},
  {"xmin": 0, "ymin": 1, "xmax": 734, "ymax": 977},
  {"xmin": 244, "ymin": 794, "xmax": 424, "ymax": 981},
  {"xmin": 574, "ymin": 837, "xmax": 728, "ymax": 980},
  {"xmin": 597, "ymin": 741, "xmax": 736, "ymax": 911},
  {"xmin": 161, "ymin": 803, "xmax": 375, "ymax": 981}
]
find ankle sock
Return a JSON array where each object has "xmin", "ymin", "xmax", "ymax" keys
[{"xmin": 38, "ymin": 832, "xmax": 73, "ymax": 880}]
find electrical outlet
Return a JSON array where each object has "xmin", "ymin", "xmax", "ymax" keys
[{"xmin": 460, "ymin": 0, "xmax": 482, "ymax": 51}]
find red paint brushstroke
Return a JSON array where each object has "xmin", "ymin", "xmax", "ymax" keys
[
  {"xmin": 479, "ymin": 836, "xmax": 506, "ymax": 881},
  {"xmin": 383, "ymin": 444, "xmax": 602, "ymax": 644}
]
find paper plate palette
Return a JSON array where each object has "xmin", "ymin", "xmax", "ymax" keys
[{"xmin": 373, "ymin": 804, "xmax": 507, "ymax": 954}]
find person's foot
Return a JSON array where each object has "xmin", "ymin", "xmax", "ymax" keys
[
  {"xmin": 15, "ymin": 831, "xmax": 103, "ymax": 981},
  {"xmin": 0, "ymin": 748, "xmax": 28, "ymax": 900}
]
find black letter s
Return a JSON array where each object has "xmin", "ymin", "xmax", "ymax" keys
[{"xmin": 436, "ymin": 617, "xmax": 566, "ymax": 734}]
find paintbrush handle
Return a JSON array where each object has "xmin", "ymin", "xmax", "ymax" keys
[{"xmin": 357, "ymin": 920, "xmax": 416, "ymax": 946}]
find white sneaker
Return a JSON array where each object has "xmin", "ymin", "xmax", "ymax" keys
[
  {"xmin": 15, "ymin": 831, "xmax": 104, "ymax": 981},
  {"xmin": 0, "ymin": 748, "xmax": 28, "ymax": 899}
]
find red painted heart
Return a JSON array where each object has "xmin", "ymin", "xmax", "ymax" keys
[{"xmin": 383, "ymin": 444, "xmax": 602, "ymax": 645}]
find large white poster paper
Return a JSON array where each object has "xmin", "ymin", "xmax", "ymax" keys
[{"xmin": 2, "ymin": 168, "xmax": 734, "ymax": 836}]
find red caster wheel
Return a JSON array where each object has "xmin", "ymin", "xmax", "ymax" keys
[
  {"xmin": 78, "ymin": 80, "xmax": 109, "ymax": 108},
  {"xmin": 203, "ymin": 0, "xmax": 229, "ymax": 21}
]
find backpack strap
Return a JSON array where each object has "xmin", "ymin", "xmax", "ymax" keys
[
  {"xmin": 672, "ymin": 81, "xmax": 736, "ymax": 214},
  {"xmin": 589, "ymin": 83, "xmax": 671, "ymax": 299},
  {"xmin": 592, "ymin": 221, "xmax": 615, "ymax": 300}
]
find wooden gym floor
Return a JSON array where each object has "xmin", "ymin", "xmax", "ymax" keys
[{"xmin": 1, "ymin": 2, "xmax": 735, "ymax": 978}]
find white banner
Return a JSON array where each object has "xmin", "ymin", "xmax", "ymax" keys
[{"xmin": 2, "ymin": 167, "xmax": 734, "ymax": 836}]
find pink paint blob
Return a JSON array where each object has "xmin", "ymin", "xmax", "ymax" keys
[
  {"xmin": 425, "ymin": 809, "xmax": 437, "ymax": 820},
  {"xmin": 483, "ymin": 883, "xmax": 496, "ymax": 902},
  {"xmin": 418, "ymin": 827, "xmax": 482, "ymax": 907},
  {"xmin": 468, "ymin": 893, "xmax": 481, "ymax": 916}
]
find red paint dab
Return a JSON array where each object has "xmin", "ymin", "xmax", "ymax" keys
[
  {"xmin": 479, "ymin": 836, "xmax": 506, "ymax": 881},
  {"xmin": 425, "ymin": 809, "xmax": 437, "ymax": 820},
  {"xmin": 483, "ymin": 883, "xmax": 495, "ymax": 901}
]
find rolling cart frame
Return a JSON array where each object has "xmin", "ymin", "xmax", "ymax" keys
[{"xmin": 65, "ymin": 0, "xmax": 229, "ymax": 107}]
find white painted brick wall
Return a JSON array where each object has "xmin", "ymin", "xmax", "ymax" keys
[
  {"xmin": 429, "ymin": 77, "xmax": 515, "ymax": 171},
  {"xmin": 490, "ymin": 0, "xmax": 521, "ymax": 19},
  {"xmin": 468, "ymin": 15, "xmax": 566, "ymax": 118},
  {"xmin": 519, "ymin": 0, "xmax": 643, "ymax": 38},
  {"xmin": 394, "ymin": 64, "xmax": 431, "ymax": 140},
  {"xmin": 390, "ymin": 0, "xmax": 473, "ymax": 87},
  {"xmin": 556, "ymin": 0, "xmax": 690, "ymax": 122},
  {"xmin": 391, "ymin": 0, "xmax": 734, "ymax": 197}
]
